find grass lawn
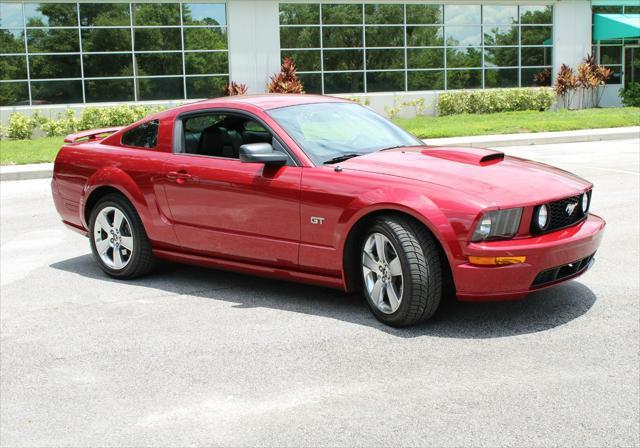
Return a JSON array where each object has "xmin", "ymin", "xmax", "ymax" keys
[
  {"xmin": 1, "ymin": 107, "xmax": 639, "ymax": 165},
  {"xmin": 394, "ymin": 107, "xmax": 640, "ymax": 139}
]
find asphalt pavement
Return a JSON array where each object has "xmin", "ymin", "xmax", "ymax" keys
[{"xmin": 1, "ymin": 139, "xmax": 639, "ymax": 447}]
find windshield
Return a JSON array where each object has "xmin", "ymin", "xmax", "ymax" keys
[{"xmin": 267, "ymin": 102, "xmax": 422, "ymax": 165}]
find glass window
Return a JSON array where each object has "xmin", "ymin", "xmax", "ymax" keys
[
  {"xmin": 445, "ymin": 26, "xmax": 481, "ymax": 47},
  {"xmin": 135, "ymin": 53, "xmax": 183, "ymax": 76},
  {"xmin": 406, "ymin": 5, "xmax": 442, "ymax": 25},
  {"xmin": 0, "ymin": 55, "xmax": 28, "ymax": 80},
  {"xmin": 365, "ymin": 26, "xmax": 403, "ymax": 47},
  {"xmin": 280, "ymin": 26, "xmax": 320, "ymax": 49},
  {"xmin": 521, "ymin": 26, "xmax": 552, "ymax": 46},
  {"xmin": 408, "ymin": 70, "xmax": 444, "ymax": 90},
  {"xmin": 447, "ymin": 69, "xmax": 482, "ymax": 89},
  {"xmin": 85, "ymin": 78, "xmax": 135, "ymax": 102},
  {"xmin": 267, "ymin": 102, "xmax": 421, "ymax": 164},
  {"xmin": 484, "ymin": 25, "xmax": 518, "ymax": 46},
  {"xmin": 406, "ymin": 26, "xmax": 443, "ymax": 46},
  {"xmin": 135, "ymin": 28, "xmax": 181, "ymax": 51},
  {"xmin": 186, "ymin": 75, "xmax": 227, "ymax": 99},
  {"xmin": 485, "ymin": 68, "xmax": 518, "ymax": 87},
  {"xmin": 24, "ymin": 3, "xmax": 77, "ymax": 27},
  {"xmin": 322, "ymin": 4, "xmax": 362, "ymax": 25},
  {"xmin": 0, "ymin": 81, "xmax": 29, "ymax": 106},
  {"xmin": 122, "ymin": 120, "xmax": 159, "ymax": 148},
  {"xmin": 324, "ymin": 49, "xmax": 363, "ymax": 71},
  {"xmin": 520, "ymin": 6, "xmax": 553, "ymax": 24},
  {"xmin": 323, "ymin": 26, "xmax": 363, "ymax": 48},
  {"xmin": 521, "ymin": 47, "xmax": 551, "ymax": 66},
  {"xmin": 444, "ymin": 5, "xmax": 481, "ymax": 25},
  {"xmin": 82, "ymin": 29, "xmax": 131, "ymax": 52},
  {"xmin": 446, "ymin": 47, "xmax": 482, "ymax": 68},
  {"xmin": 407, "ymin": 48, "xmax": 444, "ymax": 69},
  {"xmin": 183, "ymin": 3, "xmax": 226, "ymax": 26},
  {"xmin": 521, "ymin": 67, "xmax": 552, "ymax": 87},
  {"xmin": 137, "ymin": 76, "xmax": 184, "ymax": 100},
  {"xmin": 625, "ymin": 5, "xmax": 640, "ymax": 14},
  {"xmin": 29, "ymin": 54, "xmax": 81, "ymax": 79},
  {"xmin": 83, "ymin": 54, "xmax": 133, "ymax": 78},
  {"xmin": 485, "ymin": 47, "xmax": 518, "ymax": 67},
  {"xmin": 367, "ymin": 71, "xmax": 404, "ymax": 92},
  {"xmin": 27, "ymin": 28, "xmax": 79, "ymax": 53},
  {"xmin": 365, "ymin": 4, "xmax": 403, "ymax": 24},
  {"xmin": 133, "ymin": 3, "xmax": 180, "ymax": 26},
  {"xmin": 324, "ymin": 72, "xmax": 364, "ymax": 94},
  {"xmin": 600, "ymin": 46, "xmax": 622, "ymax": 65},
  {"xmin": 279, "ymin": 3, "xmax": 319, "ymax": 25},
  {"xmin": 483, "ymin": 5, "xmax": 518, "ymax": 25},
  {"xmin": 281, "ymin": 50, "xmax": 321, "ymax": 72},
  {"xmin": 0, "ymin": 29, "xmax": 25, "ymax": 53},
  {"xmin": 1, "ymin": 3, "xmax": 24, "ymax": 28},
  {"xmin": 366, "ymin": 49, "xmax": 404, "ymax": 70},
  {"xmin": 31, "ymin": 80, "xmax": 83, "ymax": 104},
  {"xmin": 183, "ymin": 27, "xmax": 228, "ymax": 50},
  {"xmin": 185, "ymin": 52, "xmax": 228, "ymax": 74},
  {"xmin": 79, "ymin": 3, "xmax": 130, "ymax": 26},
  {"xmin": 297, "ymin": 73, "xmax": 322, "ymax": 94}
]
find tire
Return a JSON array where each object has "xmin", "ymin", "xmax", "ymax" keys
[
  {"xmin": 360, "ymin": 215, "xmax": 442, "ymax": 327},
  {"xmin": 88, "ymin": 193, "xmax": 155, "ymax": 279}
]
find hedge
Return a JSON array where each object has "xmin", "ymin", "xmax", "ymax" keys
[{"xmin": 436, "ymin": 88, "xmax": 556, "ymax": 116}]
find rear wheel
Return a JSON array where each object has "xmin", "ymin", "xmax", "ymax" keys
[
  {"xmin": 360, "ymin": 216, "xmax": 442, "ymax": 327},
  {"xmin": 89, "ymin": 194, "xmax": 155, "ymax": 279}
]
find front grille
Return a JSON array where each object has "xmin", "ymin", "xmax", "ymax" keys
[
  {"xmin": 531, "ymin": 253, "xmax": 595, "ymax": 287},
  {"xmin": 530, "ymin": 194, "xmax": 587, "ymax": 235}
]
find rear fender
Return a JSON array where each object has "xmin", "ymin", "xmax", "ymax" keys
[{"xmin": 81, "ymin": 166, "xmax": 149, "ymax": 229}]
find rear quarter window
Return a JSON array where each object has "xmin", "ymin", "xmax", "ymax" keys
[{"xmin": 121, "ymin": 120, "xmax": 159, "ymax": 148}]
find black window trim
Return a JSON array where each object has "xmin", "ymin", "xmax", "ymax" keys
[
  {"xmin": 120, "ymin": 118, "xmax": 160, "ymax": 149},
  {"xmin": 173, "ymin": 108, "xmax": 301, "ymax": 167}
]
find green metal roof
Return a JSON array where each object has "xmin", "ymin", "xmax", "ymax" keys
[{"xmin": 593, "ymin": 13, "xmax": 640, "ymax": 40}]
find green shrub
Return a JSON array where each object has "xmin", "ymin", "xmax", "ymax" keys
[
  {"xmin": 6, "ymin": 113, "xmax": 36, "ymax": 139},
  {"xmin": 41, "ymin": 109, "xmax": 80, "ymax": 137},
  {"xmin": 78, "ymin": 104, "xmax": 164, "ymax": 130},
  {"xmin": 620, "ymin": 82, "xmax": 640, "ymax": 107},
  {"xmin": 436, "ymin": 88, "xmax": 556, "ymax": 116}
]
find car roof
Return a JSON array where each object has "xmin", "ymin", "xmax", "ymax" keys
[{"xmin": 186, "ymin": 93, "xmax": 350, "ymax": 111}]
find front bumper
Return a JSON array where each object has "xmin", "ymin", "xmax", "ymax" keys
[{"xmin": 454, "ymin": 213, "xmax": 605, "ymax": 301}]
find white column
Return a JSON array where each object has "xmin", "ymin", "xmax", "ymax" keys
[
  {"xmin": 552, "ymin": 0, "xmax": 592, "ymax": 80},
  {"xmin": 226, "ymin": 1, "xmax": 281, "ymax": 93}
]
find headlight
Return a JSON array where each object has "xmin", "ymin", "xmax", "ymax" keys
[
  {"xmin": 472, "ymin": 208, "xmax": 523, "ymax": 241},
  {"xmin": 536, "ymin": 204, "xmax": 549, "ymax": 230},
  {"xmin": 581, "ymin": 192, "xmax": 590, "ymax": 213}
]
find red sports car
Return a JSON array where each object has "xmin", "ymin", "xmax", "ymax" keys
[{"xmin": 52, "ymin": 94, "xmax": 605, "ymax": 327}]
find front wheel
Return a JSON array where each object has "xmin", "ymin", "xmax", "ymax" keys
[
  {"xmin": 360, "ymin": 216, "xmax": 442, "ymax": 327},
  {"xmin": 89, "ymin": 194, "xmax": 155, "ymax": 279}
]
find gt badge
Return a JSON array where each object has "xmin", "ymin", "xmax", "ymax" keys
[{"xmin": 310, "ymin": 216, "xmax": 325, "ymax": 225}]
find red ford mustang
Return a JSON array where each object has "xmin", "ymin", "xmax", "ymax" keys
[{"xmin": 52, "ymin": 94, "xmax": 605, "ymax": 327}]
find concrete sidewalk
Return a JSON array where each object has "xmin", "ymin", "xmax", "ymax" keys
[{"xmin": 1, "ymin": 126, "xmax": 638, "ymax": 181}]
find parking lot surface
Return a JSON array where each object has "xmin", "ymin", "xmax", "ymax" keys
[{"xmin": 1, "ymin": 139, "xmax": 639, "ymax": 447}]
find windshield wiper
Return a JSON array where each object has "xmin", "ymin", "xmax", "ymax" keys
[{"xmin": 323, "ymin": 153, "xmax": 363, "ymax": 165}]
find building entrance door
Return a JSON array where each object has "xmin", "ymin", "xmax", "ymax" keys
[{"xmin": 624, "ymin": 46, "xmax": 640, "ymax": 87}]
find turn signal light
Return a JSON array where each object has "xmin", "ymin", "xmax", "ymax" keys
[{"xmin": 468, "ymin": 256, "xmax": 526, "ymax": 266}]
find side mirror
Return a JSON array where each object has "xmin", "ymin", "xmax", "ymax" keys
[{"xmin": 239, "ymin": 143, "xmax": 288, "ymax": 165}]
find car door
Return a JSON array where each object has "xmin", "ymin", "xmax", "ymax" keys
[{"xmin": 162, "ymin": 111, "xmax": 302, "ymax": 269}]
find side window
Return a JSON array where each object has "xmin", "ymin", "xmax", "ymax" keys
[{"xmin": 122, "ymin": 120, "xmax": 159, "ymax": 148}]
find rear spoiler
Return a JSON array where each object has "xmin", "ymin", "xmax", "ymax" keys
[{"xmin": 64, "ymin": 126, "xmax": 123, "ymax": 143}]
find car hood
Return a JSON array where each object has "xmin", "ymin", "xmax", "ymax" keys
[{"xmin": 338, "ymin": 146, "xmax": 592, "ymax": 207}]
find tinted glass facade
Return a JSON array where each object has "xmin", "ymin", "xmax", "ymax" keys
[
  {"xmin": 279, "ymin": 3, "xmax": 553, "ymax": 94},
  {"xmin": 0, "ymin": 2, "xmax": 228, "ymax": 106}
]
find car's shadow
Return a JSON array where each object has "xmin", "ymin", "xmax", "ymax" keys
[{"xmin": 51, "ymin": 255, "xmax": 597, "ymax": 339}]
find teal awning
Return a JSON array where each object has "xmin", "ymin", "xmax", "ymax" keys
[{"xmin": 593, "ymin": 13, "xmax": 640, "ymax": 41}]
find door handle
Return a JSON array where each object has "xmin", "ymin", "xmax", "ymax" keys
[{"xmin": 167, "ymin": 170, "xmax": 192, "ymax": 184}]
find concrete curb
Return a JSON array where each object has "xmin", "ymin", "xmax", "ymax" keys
[{"xmin": 1, "ymin": 126, "xmax": 638, "ymax": 181}]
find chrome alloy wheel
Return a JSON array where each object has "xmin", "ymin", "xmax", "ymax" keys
[
  {"xmin": 362, "ymin": 233, "xmax": 404, "ymax": 314},
  {"xmin": 93, "ymin": 206, "xmax": 134, "ymax": 270}
]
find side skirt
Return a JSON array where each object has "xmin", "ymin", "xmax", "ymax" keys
[{"xmin": 153, "ymin": 248, "xmax": 346, "ymax": 290}]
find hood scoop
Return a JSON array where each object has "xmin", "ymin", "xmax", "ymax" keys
[{"xmin": 421, "ymin": 146, "xmax": 505, "ymax": 166}]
